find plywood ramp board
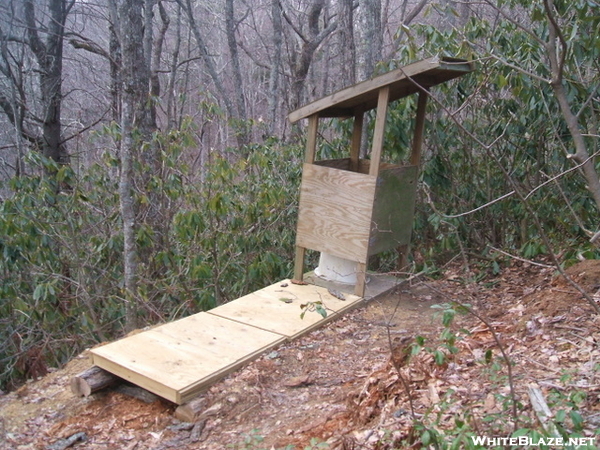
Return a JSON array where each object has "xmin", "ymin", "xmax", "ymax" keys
[
  {"xmin": 208, "ymin": 279, "xmax": 362, "ymax": 339},
  {"xmin": 91, "ymin": 313, "xmax": 285, "ymax": 404}
]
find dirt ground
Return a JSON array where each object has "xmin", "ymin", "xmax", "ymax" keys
[{"xmin": 1, "ymin": 260, "xmax": 599, "ymax": 449}]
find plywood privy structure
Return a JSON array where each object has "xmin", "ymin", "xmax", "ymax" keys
[
  {"xmin": 86, "ymin": 57, "xmax": 473, "ymax": 407},
  {"xmin": 291, "ymin": 56, "xmax": 475, "ymax": 297}
]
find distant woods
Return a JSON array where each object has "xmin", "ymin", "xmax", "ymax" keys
[{"xmin": 0, "ymin": 0, "xmax": 426, "ymax": 170}]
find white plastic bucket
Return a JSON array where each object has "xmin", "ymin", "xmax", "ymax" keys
[{"xmin": 314, "ymin": 253, "xmax": 357, "ymax": 284}]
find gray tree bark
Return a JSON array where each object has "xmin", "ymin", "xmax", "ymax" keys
[
  {"xmin": 107, "ymin": 0, "xmax": 122, "ymax": 122},
  {"xmin": 166, "ymin": 3, "xmax": 182, "ymax": 130},
  {"xmin": 150, "ymin": 0, "xmax": 169, "ymax": 130},
  {"xmin": 337, "ymin": 0, "xmax": 356, "ymax": 86},
  {"xmin": 288, "ymin": 0, "xmax": 337, "ymax": 110},
  {"xmin": 362, "ymin": 0, "xmax": 382, "ymax": 79},
  {"xmin": 268, "ymin": 0, "xmax": 283, "ymax": 134},
  {"xmin": 225, "ymin": 0, "xmax": 250, "ymax": 147},
  {"xmin": 119, "ymin": 0, "xmax": 148, "ymax": 330},
  {"xmin": 23, "ymin": 0, "xmax": 73, "ymax": 166}
]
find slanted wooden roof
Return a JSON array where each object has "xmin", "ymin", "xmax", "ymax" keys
[{"xmin": 289, "ymin": 56, "xmax": 474, "ymax": 123}]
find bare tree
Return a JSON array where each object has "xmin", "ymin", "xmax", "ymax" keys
[
  {"xmin": 118, "ymin": 0, "xmax": 154, "ymax": 329},
  {"xmin": 481, "ymin": 0, "xmax": 600, "ymax": 235},
  {"xmin": 178, "ymin": 0, "xmax": 249, "ymax": 148},
  {"xmin": 285, "ymin": 0, "xmax": 337, "ymax": 110},
  {"xmin": 268, "ymin": 0, "xmax": 283, "ymax": 134},
  {"xmin": 542, "ymin": 0, "xmax": 600, "ymax": 219},
  {"xmin": 362, "ymin": 0, "xmax": 382, "ymax": 78},
  {"xmin": 150, "ymin": 1, "xmax": 170, "ymax": 130},
  {"xmin": 0, "ymin": 0, "xmax": 74, "ymax": 174},
  {"xmin": 225, "ymin": 0, "xmax": 250, "ymax": 146},
  {"xmin": 109, "ymin": 0, "xmax": 122, "ymax": 122},
  {"xmin": 165, "ymin": 1, "xmax": 182, "ymax": 130},
  {"xmin": 24, "ymin": 0, "xmax": 73, "ymax": 165},
  {"xmin": 337, "ymin": 0, "xmax": 356, "ymax": 86}
]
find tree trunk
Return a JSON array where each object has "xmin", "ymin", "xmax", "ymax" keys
[
  {"xmin": 225, "ymin": 0, "xmax": 250, "ymax": 148},
  {"xmin": 268, "ymin": 0, "xmax": 283, "ymax": 135},
  {"xmin": 166, "ymin": 3, "xmax": 182, "ymax": 130},
  {"xmin": 362, "ymin": 0, "xmax": 382, "ymax": 79},
  {"xmin": 544, "ymin": 0, "xmax": 600, "ymax": 215},
  {"xmin": 119, "ymin": 0, "xmax": 148, "ymax": 330},
  {"xmin": 23, "ymin": 0, "xmax": 71, "ymax": 166},
  {"xmin": 337, "ymin": 0, "xmax": 356, "ymax": 86},
  {"xmin": 153, "ymin": 1, "xmax": 170, "ymax": 129},
  {"xmin": 290, "ymin": 0, "xmax": 337, "ymax": 110},
  {"xmin": 178, "ymin": 0, "xmax": 238, "ymax": 145},
  {"xmin": 108, "ymin": 0, "xmax": 122, "ymax": 123}
]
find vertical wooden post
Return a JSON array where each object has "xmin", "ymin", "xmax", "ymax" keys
[
  {"xmin": 354, "ymin": 263, "xmax": 367, "ymax": 297},
  {"xmin": 305, "ymin": 114, "xmax": 319, "ymax": 163},
  {"xmin": 397, "ymin": 90, "xmax": 428, "ymax": 271},
  {"xmin": 293, "ymin": 247, "xmax": 307, "ymax": 281},
  {"xmin": 353, "ymin": 87, "xmax": 390, "ymax": 297},
  {"xmin": 350, "ymin": 110, "xmax": 363, "ymax": 172},
  {"xmin": 294, "ymin": 114, "xmax": 319, "ymax": 282},
  {"xmin": 396, "ymin": 244, "xmax": 410, "ymax": 274},
  {"xmin": 369, "ymin": 87, "xmax": 390, "ymax": 177},
  {"xmin": 410, "ymin": 90, "xmax": 428, "ymax": 167}
]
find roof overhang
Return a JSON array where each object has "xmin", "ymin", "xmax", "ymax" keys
[{"xmin": 288, "ymin": 56, "xmax": 474, "ymax": 124}]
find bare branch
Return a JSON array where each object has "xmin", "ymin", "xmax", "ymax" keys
[
  {"xmin": 441, "ymin": 189, "xmax": 516, "ymax": 219},
  {"xmin": 481, "ymin": 0, "xmax": 546, "ymax": 47},
  {"xmin": 23, "ymin": 0, "xmax": 46, "ymax": 62},
  {"xmin": 488, "ymin": 246, "xmax": 554, "ymax": 268},
  {"xmin": 68, "ymin": 36, "xmax": 110, "ymax": 59},
  {"xmin": 59, "ymin": 108, "xmax": 111, "ymax": 145},
  {"xmin": 282, "ymin": 6, "xmax": 308, "ymax": 43},
  {"xmin": 0, "ymin": 33, "xmax": 29, "ymax": 46},
  {"xmin": 542, "ymin": 0, "xmax": 567, "ymax": 80},
  {"xmin": 482, "ymin": 52, "xmax": 551, "ymax": 84}
]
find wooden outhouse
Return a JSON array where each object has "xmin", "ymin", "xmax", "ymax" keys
[{"xmin": 290, "ymin": 56, "xmax": 474, "ymax": 297}]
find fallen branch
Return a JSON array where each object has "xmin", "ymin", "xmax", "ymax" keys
[
  {"xmin": 45, "ymin": 431, "xmax": 87, "ymax": 450},
  {"xmin": 528, "ymin": 384, "xmax": 561, "ymax": 438},
  {"xmin": 488, "ymin": 246, "xmax": 554, "ymax": 268}
]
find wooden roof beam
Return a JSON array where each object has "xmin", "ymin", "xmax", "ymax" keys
[{"xmin": 288, "ymin": 56, "xmax": 474, "ymax": 123}]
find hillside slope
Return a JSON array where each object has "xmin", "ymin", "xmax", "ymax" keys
[{"xmin": 1, "ymin": 261, "xmax": 599, "ymax": 449}]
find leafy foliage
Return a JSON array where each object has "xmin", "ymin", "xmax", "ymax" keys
[
  {"xmin": 0, "ymin": 132, "xmax": 302, "ymax": 389},
  {"xmin": 385, "ymin": 0, "xmax": 600, "ymax": 269}
]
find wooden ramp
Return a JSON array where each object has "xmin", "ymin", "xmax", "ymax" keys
[{"xmin": 90, "ymin": 279, "xmax": 365, "ymax": 404}]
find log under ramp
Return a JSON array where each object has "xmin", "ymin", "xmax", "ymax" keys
[{"xmin": 90, "ymin": 275, "xmax": 398, "ymax": 405}]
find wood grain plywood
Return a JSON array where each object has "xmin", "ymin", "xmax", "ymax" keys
[
  {"xmin": 208, "ymin": 279, "xmax": 362, "ymax": 339},
  {"xmin": 258, "ymin": 279, "xmax": 362, "ymax": 314},
  {"xmin": 296, "ymin": 163, "xmax": 376, "ymax": 263},
  {"xmin": 288, "ymin": 57, "xmax": 474, "ymax": 122},
  {"xmin": 91, "ymin": 313, "xmax": 284, "ymax": 404}
]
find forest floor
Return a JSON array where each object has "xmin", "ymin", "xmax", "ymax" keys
[{"xmin": 1, "ymin": 260, "xmax": 600, "ymax": 450}]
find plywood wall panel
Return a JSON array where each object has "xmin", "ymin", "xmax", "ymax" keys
[{"xmin": 296, "ymin": 163, "xmax": 376, "ymax": 263}]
